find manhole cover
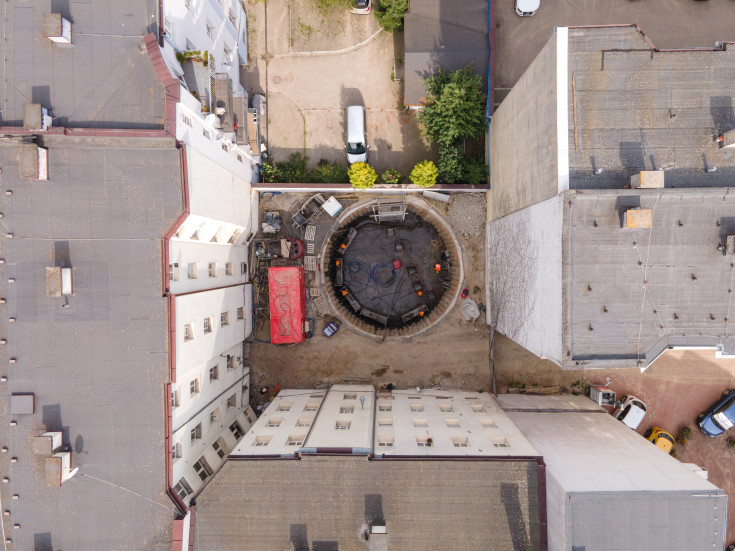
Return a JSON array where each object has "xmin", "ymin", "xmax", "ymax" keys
[{"xmin": 272, "ymin": 75, "xmax": 281, "ymax": 84}]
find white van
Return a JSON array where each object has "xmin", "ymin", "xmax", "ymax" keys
[
  {"xmin": 346, "ymin": 106, "xmax": 368, "ymax": 164},
  {"xmin": 613, "ymin": 395, "xmax": 647, "ymax": 430}
]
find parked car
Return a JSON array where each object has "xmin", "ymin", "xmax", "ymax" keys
[
  {"xmin": 612, "ymin": 395, "xmax": 647, "ymax": 430},
  {"xmin": 322, "ymin": 320, "xmax": 340, "ymax": 337},
  {"xmin": 515, "ymin": 0, "xmax": 540, "ymax": 16},
  {"xmin": 644, "ymin": 427, "xmax": 674, "ymax": 454},
  {"xmin": 346, "ymin": 106, "xmax": 368, "ymax": 164},
  {"xmin": 697, "ymin": 389, "xmax": 735, "ymax": 437},
  {"xmin": 351, "ymin": 0, "xmax": 371, "ymax": 14}
]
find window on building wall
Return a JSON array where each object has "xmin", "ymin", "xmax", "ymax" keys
[
  {"xmin": 208, "ymin": 262, "xmax": 218, "ymax": 277},
  {"xmin": 410, "ymin": 404, "xmax": 424, "ymax": 412},
  {"xmin": 185, "ymin": 38, "xmax": 196, "ymax": 50},
  {"xmin": 452, "ymin": 436, "xmax": 470, "ymax": 448},
  {"xmin": 190, "ymin": 378, "xmax": 200, "ymax": 396},
  {"xmin": 225, "ymin": 262, "xmax": 235, "ymax": 276},
  {"xmin": 253, "ymin": 435, "xmax": 271, "ymax": 447},
  {"xmin": 277, "ymin": 402, "xmax": 293, "ymax": 412},
  {"xmin": 339, "ymin": 406, "xmax": 354, "ymax": 414},
  {"xmin": 228, "ymin": 228, "xmax": 244, "ymax": 244},
  {"xmin": 295, "ymin": 417, "xmax": 312, "ymax": 427},
  {"xmin": 416, "ymin": 436, "xmax": 433, "ymax": 447},
  {"xmin": 190, "ymin": 227, "xmax": 201, "ymax": 240},
  {"xmin": 206, "ymin": 20, "xmax": 214, "ymax": 39},
  {"xmin": 445, "ymin": 419, "xmax": 460, "ymax": 428},
  {"xmin": 439, "ymin": 403, "xmax": 454, "ymax": 413},
  {"xmin": 193, "ymin": 457, "xmax": 213, "ymax": 482},
  {"xmin": 184, "ymin": 0, "xmax": 194, "ymax": 12},
  {"xmin": 228, "ymin": 8, "xmax": 237, "ymax": 26},
  {"xmin": 491, "ymin": 437, "xmax": 510, "ymax": 448},
  {"xmin": 172, "ymin": 441, "xmax": 182, "ymax": 460},
  {"xmin": 181, "ymin": 114, "xmax": 192, "ymax": 127},
  {"xmin": 163, "ymin": 17, "xmax": 173, "ymax": 41},
  {"xmin": 190, "ymin": 423, "xmax": 202, "ymax": 442},
  {"xmin": 303, "ymin": 402, "xmax": 318, "ymax": 412},
  {"xmin": 266, "ymin": 418, "xmax": 282, "ymax": 428},
  {"xmin": 209, "ymin": 365, "xmax": 219, "ymax": 381},
  {"xmin": 226, "ymin": 394, "xmax": 237, "ymax": 408},
  {"xmin": 230, "ymin": 421, "xmax": 244, "ymax": 439},
  {"xmin": 184, "ymin": 323, "xmax": 195, "ymax": 342},
  {"xmin": 169, "ymin": 263, "xmax": 179, "ymax": 281},
  {"xmin": 241, "ymin": 262, "xmax": 248, "ymax": 275},
  {"xmin": 212, "ymin": 438, "xmax": 228, "ymax": 458},
  {"xmin": 413, "ymin": 419, "xmax": 428, "ymax": 427},
  {"xmin": 343, "ymin": 393, "xmax": 357, "ymax": 400},
  {"xmin": 171, "ymin": 389, "xmax": 181, "ymax": 408},
  {"xmin": 378, "ymin": 418, "xmax": 392, "ymax": 426},
  {"xmin": 223, "ymin": 43, "xmax": 232, "ymax": 61},
  {"xmin": 236, "ymin": 154, "xmax": 243, "ymax": 163},
  {"xmin": 237, "ymin": 307, "xmax": 245, "ymax": 320},
  {"xmin": 187, "ymin": 262, "xmax": 199, "ymax": 279},
  {"xmin": 479, "ymin": 418, "xmax": 497, "ymax": 428},
  {"xmin": 286, "ymin": 435, "xmax": 305, "ymax": 446},
  {"xmin": 378, "ymin": 403, "xmax": 392, "ymax": 412},
  {"xmin": 221, "ymin": 311, "xmax": 230, "ymax": 327},
  {"xmin": 174, "ymin": 478, "xmax": 193, "ymax": 500},
  {"xmin": 471, "ymin": 404, "xmax": 486, "ymax": 413},
  {"xmin": 203, "ymin": 316, "xmax": 213, "ymax": 334},
  {"xmin": 377, "ymin": 436, "xmax": 394, "ymax": 447},
  {"xmin": 335, "ymin": 420, "xmax": 351, "ymax": 430},
  {"xmin": 226, "ymin": 355, "xmax": 235, "ymax": 370},
  {"xmin": 210, "ymin": 407, "xmax": 220, "ymax": 424}
]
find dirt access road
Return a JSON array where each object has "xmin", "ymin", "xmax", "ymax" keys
[{"xmin": 242, "ymin": 0, "xmax": 437, "ymax": 176}]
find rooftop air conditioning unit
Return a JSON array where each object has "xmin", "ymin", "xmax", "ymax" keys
[{"xmin": 19, "ymin": 144, "xmax": 48, "ymax": 180}]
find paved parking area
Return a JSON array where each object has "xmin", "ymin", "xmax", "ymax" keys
[
  {"xmin": 494, "ymin": 0, "xmax": 735, "ymax": 105},
  {"xmin": 243, "ymin": 0, "xmax": 436, "ymax": 177}
]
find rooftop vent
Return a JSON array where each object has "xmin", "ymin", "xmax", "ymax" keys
[
  {"xmin": 23, "ymin": 103, "xmax": 53, "ymax": 131},
  {"xmin": 42, "ymin": 13, "xmax": 71, "ymax": 44},
  {"xmin": 622, "ymin": 208, "xmax": 652, "ymax": 229},
  {"xmin": 630, "ymin": 171, "xmax": 664, "ymax": 189},
  {"xmin": 19, "ymin": 144, "xmax": 48, "ymax": 180}
]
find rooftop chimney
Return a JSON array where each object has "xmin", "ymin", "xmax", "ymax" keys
[
  {"xmin": 43, "ymin": 13, "xmax": 72, "ymax": 44},
  {"xmin": 623, "ymin": 208, "xmax": 652, "ymax": 229},
  {"xmin": 630, "ymin": 171, "xmax": 664, "ymax": 189}
]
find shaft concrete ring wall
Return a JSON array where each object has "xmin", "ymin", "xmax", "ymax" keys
[{"xmin": 318, "ymin": 196, "xmax": 464, "ymax": 342}]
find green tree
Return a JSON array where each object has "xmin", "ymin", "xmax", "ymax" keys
[
  {"xmin": 437, "ymin": 143, "xmax": 463, "ymax": 184},
  {"xmin": 348, "ymin": 162, "xmax": 378, "ymax": 189},
  {"xmin": 418, "ymin": 65, "xmax": 485, "ymax": 147},
  {"xmin": 462, "ymin": 157, "xmax": 488, "ymax": 186},
  {"xmin": 374, "ymin": 0, "xmax": 409, "ymax": 32},
  {"xmin": 410, "ymin": 160, "xmax": 438, "ymax": 189},
  {"xmin": 381, "ymin": 169, "xmax": 402, "ymax": 185},
  {"xmin": 311, "ymin": 159, "xmax": 349, "ymax": 183}
]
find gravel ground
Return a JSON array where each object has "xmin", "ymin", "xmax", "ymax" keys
[{"xmin": 444, "ymin": 193, "xmax": 487, "ymax": 239}]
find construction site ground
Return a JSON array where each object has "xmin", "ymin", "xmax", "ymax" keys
[{"xmin": 249, "ymin": 191, "xmax": 490, "ymax": 391}]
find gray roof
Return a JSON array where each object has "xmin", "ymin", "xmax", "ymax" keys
[
  {"xmin": 0, "ymin": 134, "xmax": 182, "ymax": 550},
  {"xmin": 1, "ymin": 0, "xmax": 165, "ymax": 128},
  {"xmin": 567, "ymin": 26, "xmax": 735, "ymax": 189},
  {"xmin": 403, "ymin": 0, "xmax": 488, "ymax": 105},
  {"xmin": 194, "ymin": 455, "xmax": 542, "ymax": 551},
  {"xmin": 564, "ymin": 189, "xmax": 735, "ymax": 368}
]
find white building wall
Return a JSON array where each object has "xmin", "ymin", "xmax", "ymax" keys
[
  {"xmin": 486, "ymin": 195, "xmax": 564, "ymax": 365},
  {"xmin": 232, "ymin": 389, "xmax": 327, "ymax": 456},
  {"xmin": 169, "ymin": 240, "xmax": 249, "ymax": 294},
  {"xmin": 379, "ymin": 390, "xmax": 538, "ymax": 456},
  {"xmin": 162, "ymin": 0, "xmax": 247, "ymax": 89},
  {"xmin": 304, "ymin": 385, "xmax": 374, "ymax": 451},
  {"xmin": 174, "ymin": 285, "xmax": 252, "ymax": 374}
]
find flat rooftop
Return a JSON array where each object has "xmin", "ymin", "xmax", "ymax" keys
[
  {"xmin": 1, "ymin": 0, "xmax": 165, "ymax": 128},
  {"xmin": 195, "ymin": 455, "xmax": 542, "ymax": 551},
  {"xmin": 567, "ymin": 26, "xmax": 735, "ymax": 189},
  {"xmin": 565, "ymin": 189, "xmax": 735, "ymax": 367},
  {"xmin": 0, "ymin": 134, "xmax": 182, "ymax": 550}
]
